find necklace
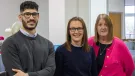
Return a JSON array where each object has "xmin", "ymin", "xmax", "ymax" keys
[{"xmin": 99, "ymin": 43, "xmax": 108, "ymax": 55}]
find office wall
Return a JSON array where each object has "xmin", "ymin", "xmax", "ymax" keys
[
  {"xmin": 65, "ymin": 0, "xmax": 89, "ymax": 36},
  {"xmin": 89, "ymin": 0, "xmax": 108, "ymax": 36},
  {"xmin": 0, "ymin": 0, "xmax": 19, "ymax": 38},
  {"xmin": 0, "ymin": 0, "xmax": 49, "ymax": 39},
  {"xmin": 108, "ymin": 0, "xmax": 125, "ymax": 38},
  {"xmin": 0, "ymin": 0, "xmax": 125, "ymax": 44},
  {"xmin": 65, "ymin": 0, "xmax": 78, "ymax": 25},
  {"xmin": 109, "ymin": 0, "xmax": 124, "ymax": 12},
  {"xmin": 49, "ymin": 0, "xmax": 65, "ymax": 45},
  {"xmin": 48, "ymin": 0, "xmax": 89, "ymax": 45},
  {"xmin": 65, "ymin": 0, "xmax": 124, "ymax": 38}
]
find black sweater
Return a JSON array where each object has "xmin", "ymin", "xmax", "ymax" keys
[
  {"xmin": 1, "ymin": 31, "xmax": 55, "ymax": 76},
  {"xmin": 54, "ymin": 44, "xmax": 98, "ymax": 76}
]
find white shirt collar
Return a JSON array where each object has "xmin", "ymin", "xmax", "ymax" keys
[{"xmin": 20, "ymin": 28, "xmax": 37, "ymax": 38}]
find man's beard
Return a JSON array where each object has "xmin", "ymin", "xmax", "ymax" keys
[{"xmin": 22, "ymin": 19, "xmax": 38, "ymax": 30}]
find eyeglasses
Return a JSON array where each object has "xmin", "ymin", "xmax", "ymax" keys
[
  {"xmin": 21, "ymin": 12, "xmax": 39, "ymax": 19},
  {"xmin": 69, "ymin": 27, "xmax": 83, "ymax": 32}
]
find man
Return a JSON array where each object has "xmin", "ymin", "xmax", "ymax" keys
[{"xmin": 1, "ymin": 1, "xmax": 55, "ymax": 76}]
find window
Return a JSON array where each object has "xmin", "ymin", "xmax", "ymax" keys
[{"xmin": 125, "ymin": 6, "xmax": 135, "ymax": 39}]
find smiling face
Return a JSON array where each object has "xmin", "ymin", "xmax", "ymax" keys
[
  {"xmin": 97, "ymin": 19, "xmax": 109, "ymax": 38},
  {"xmin": 94, "ymin": 14, "xmax": 113, "ymax": 42},
  {"xmin": 69, "ymin": 21, "xmax": 84, "ymax": 45},
  {"xmin": 19, "ymin": 9, "xmax": 39, "ymax": 31},
  {"xmin": 65, "ymin": 17, "xmax": 89, "ymax": 52}
]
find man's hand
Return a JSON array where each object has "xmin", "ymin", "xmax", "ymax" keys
[{"xmin": 12, "ymin": 69, "xmax": 28, "ymax": 76}]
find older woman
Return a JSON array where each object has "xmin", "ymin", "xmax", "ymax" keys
[{"xmin": 88, "ymin": 14, "xmax": 134, "ymax": 76}]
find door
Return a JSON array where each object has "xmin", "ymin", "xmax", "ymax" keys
[{"xmin": 109, "ymin": 12, "xmax": 122, "ymax": 39}]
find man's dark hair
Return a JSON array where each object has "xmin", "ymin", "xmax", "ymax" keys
[{"xmin": 20, "ymin": 1, "xmax": 39, "ymax": 12}]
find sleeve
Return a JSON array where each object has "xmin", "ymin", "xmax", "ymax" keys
[
  {"xmin": 1, "ymin": 38, "xmax": 24, "ymax": 76},
  {"xmin": 91, "ymin": 47, "xmax": 98, "ymax": 76},
  {"xmin": 121, "ymin": 43, "xmax": 135, "ymax": 76},
  {"xmin": 28, "ymin": 41, "xmax": 56, "ymax": 76},
  {"xmin": 54, "ymin": 46, "xmax": 64, "ymax": 76}
]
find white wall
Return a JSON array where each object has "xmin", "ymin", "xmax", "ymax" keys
[
  {"xmin": 109, "ymin": 0, "xmax": 124, "ymax": 12},
  {"xmin": 49, "ymin": 0, "xmax": 65, "ymax": 45},
  {"xmin": 89, "ymin": 0, "xmax": 108, "ymax": 36},
  {"xmin": 0, "ymin": 0, "xmax": 19, "ymax": 38},
  {"xmin": 108, "ymin": 0, "xmax": 125, "ymax": 38},
  {"xmin": 78, "ymin": 0, "xmax": 89, "ymax": 36},
  {"xmin": 0, "ymin": 0, "xmax": 49, "ymax": 39},
  {"xmin": 65, "ymin": 0, "xmax": 78, "ymax": 25},
  {"xmin": 65, "ymin": 0, "xmax": 89, "ymax": 36},
  {"xmin": 0, "ymin": 0, "xmax": 125, "ymax": 45},
  {"xmin": 48, "ymin": 0, "xmax": 90, "ymax": 45}
]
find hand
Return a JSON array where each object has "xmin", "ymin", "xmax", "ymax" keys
[{"xmin": 12, "ymin": 69, "xmax": 28, "ymax": 76}]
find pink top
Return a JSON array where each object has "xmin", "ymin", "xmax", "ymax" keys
[{"xmin": 88, "ymin": 36, "xmax": 135, "ymax": 76}]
